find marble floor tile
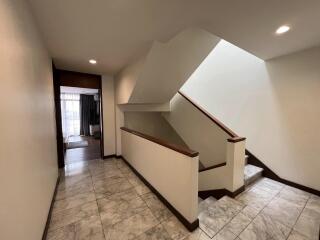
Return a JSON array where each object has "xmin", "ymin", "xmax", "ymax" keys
[
  {"xmin": 126, "ymin": 173, "xmax": 144, "ymax": 186},
  {"xmin": 91, "ymin": 169, "xmax": 124, "ymax": 182},
  {"xmin": 277, "ymin": 186, "xmax": 310, "ymax": 208},
  {"xmin": 162, "ymin": 216, "xmax": 189, "ymax": 240},
  {"xmin": 199, "ymin": 222, "xmax": 216, "ymax": 238},
  {"xmin": 47, "ymin": 215, "xmax": 104, "ymax": 240},
  {"xmin": 134, "ymin": 182, "xmax": 151, "ymax": 196},
  {"xmin": 198, "ymin": 197, "xmax": 217, "ymax": 213},
  {"xmin": 104, "ymin": 209, "xmax": 159, "ymax": 240},
  {"xmin": 93, "ymin": 178, "xmax": 133, "ymax": 198},
  {"xmin": 253, "ymin": 178, "xmax": 284, "ymax": 195},
  {"xmin": 287, "ymin": 230, "xmax": 310, "ymax": 240},
  {"xmin": 224, "ymin": 212, "xmax": 251, "ymax": 235},
  {"xmin": 90, "ymin": 165, "xmax": 120, "ymax": 176},
  {"xmin": 134, "ymin": 224, "xmax": 172, "ymax": 240},
  {"xmin": 96, "ymin": 188, "xmax": 139, "ymax": 210},
  {"xmin": 119, "ymin": 165, "xmax": 134, "ymax": 175},
  {"xmin": 212, "ymin": 228, "xmax": 237, "ymax": 240},
  {"xmin": 56, "ymin": 181, "xmax": 94, "ymax": 201},
  {"xmin": 262, "ymin": 196, "xmax": 304, "ymax": 227},
  {"xmin": 52, "ymin": 191, "xmax": 96, "ymax": 213},
  {"xmin": 141, "ymin": 192, "xmax": 173, "ymax": 222},
  {"xmin": 58, "ymin": 175, "xmax": 92, "ymax": 192},
  {"xmin": 183, "ymin": 228, "xmax": 211, "ymax": 240},
  {"xmin": 239, "ymin": 212, "xmax": 291, "ymax": 240},
  {"xmin": 98, "ymin": 193, "xmax": 148, "ymax": 227},
  {"xmin": 49, "ymin": 201, "xmax": 99, "ymax": 232},
  {"xmin": 63, "ymin": 162, "xmax": 90, "ymax": 176},
  {"xmin": 305, "ymin": 194, "xmax": 320, "ymax": 214},
  {"xmin": 236, "ymin": 187, "xmax": 274, "ymax": 211},
  {"xmin": 293, "ymin": 208, "xmax": 320, "ymax": 240},
  {"xmin": 93, "ymin": 175, "xmax": 126, "ymax": 188},
  {"xmin": 240, "ymin": 205, "xmax": 260, "ymax": 220}
]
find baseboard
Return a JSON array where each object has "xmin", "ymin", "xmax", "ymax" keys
[
  {"xmin": 119, "ymin": 155, "xmax": 199, "ymax": 231},
  {"xmin": 198, "ymin": 185, "xmax": 245, "ymax": 200},
  {"xmin": 42, "ymin": 175, "xmax": 60, "ymax": 240},
  {"xmin": 103, "ymin": 154, "xmax": 116, "ymax": 159},
  {"xmin": 115, "ymin": 155, "xmax": 122, "ymax": 159},
  {"xmin": 246, "ymin": 150, "xmax": 320, "ymax": 196}
]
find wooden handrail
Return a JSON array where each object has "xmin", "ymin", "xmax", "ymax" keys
[
  {"xmin": 199, "ymin": 162, "xmax": 226, "ymax": 172},
  {"xmin": 120, "ymin": 127, "xmax": 199, "ymax": 157},
  {"xmin": 178, "ymin": 91, "xmax": 238, "ymax": 138}
]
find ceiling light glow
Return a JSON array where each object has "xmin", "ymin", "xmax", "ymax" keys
[
  {"xmin": 276, "ymin": 25, "xmax": 290, "ymax": 35},
  {"xmin": 89, "ymin": 59, "xmax": 97, "ymax": 64}
]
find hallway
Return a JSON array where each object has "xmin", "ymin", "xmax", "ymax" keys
[{"xmin": 47, "ymin": 158, "xmax": 319, "ymax": 240}]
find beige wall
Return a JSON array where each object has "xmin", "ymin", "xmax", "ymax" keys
[
  {"xmin": 102, "ymin": 75, "xmax": 116, "ymax": 156},
  {"xmin": 129, "ymin": 29, "xmax": 220, "ymax": 103},
  {"xmin": 124, "ymin": 112, "xmax": 187, "ymax": 147},
  {"xmin": 182, "ymin": 40, "xmax": 320, "ymax": 190},
  {"xmin": 121, "ymin": 130, "xmax": 198, "ymax": 223},
  {"xmin": 163, "ymin": 93, "xmax": 230, "ymax": 168},
  {"xmin": 115, "ymin": 57, "xmax": 145, "ymax": 104},
  {"xmin": 0, "ymin": 0, "xmax": 58, "ymax": 239}
]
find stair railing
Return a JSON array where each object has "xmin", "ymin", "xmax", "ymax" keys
[{"xmin": 178, "ymin": 91, "xmax": 246, "ymax": 192}]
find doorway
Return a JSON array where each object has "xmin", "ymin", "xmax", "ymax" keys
[
  {"xmin": 60, "ymin": 87, "xmax": 101, "ymax": 164},
  {"xmin": 53, "ymin": 67, "xmax": 104, "ymax": 168}
]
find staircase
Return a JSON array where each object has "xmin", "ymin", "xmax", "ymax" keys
[
  {"xmin": 197, "ymin": 155, "xmax": 264, "ymax": 237},
  {"xmin": 244, "ymin": 155, "xmax": 264, "ymax": 186}
]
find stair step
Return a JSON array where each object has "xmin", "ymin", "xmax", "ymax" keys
[{"xmin": 244, "ymin": 164, "xmax": 263, "ymax": 186}]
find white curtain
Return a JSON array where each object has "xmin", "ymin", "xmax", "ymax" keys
[{"xmin": 61, "ymin": 93, "xmax": 80, "ymax": 138}]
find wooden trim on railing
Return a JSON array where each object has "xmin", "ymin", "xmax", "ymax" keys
[
  {"xmin": 178, "ymin": 91, "xmax": 238, "ymax": 138},
  {"xmin": 199, "ymin": 162, "xmax": 226, "ymax": 172},
  {"xmin": 227, "ymin": 137, "xmax": 246, "ymax": 143},
  {"xmin": 120, "ymin": 127, "xmax": 199, "ymax": 157}
]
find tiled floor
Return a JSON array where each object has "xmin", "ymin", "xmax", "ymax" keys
[
  {"xmin": 47, "ymin": 158, "xmax": 320, "ymax": 240},
  {"xmin": 199, "ymin": 177, "xmax": 320, "ymax": 240}
]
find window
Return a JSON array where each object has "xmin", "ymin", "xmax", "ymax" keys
[{"xmin": 60, "ymin": 93, "xmax": 80, "ymax": 138}]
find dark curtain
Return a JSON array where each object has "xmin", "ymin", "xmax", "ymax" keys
[{"xmin": 80, "ymin": 94, "xmax": 99, "ymax": 136}]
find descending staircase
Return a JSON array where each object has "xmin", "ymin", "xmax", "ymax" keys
[
  {"xmin": 197, "ymin": 155, "xmax": 264, "ymax": 237},
  {"xmin": 244, "ymin": 155, "xmax": 264, "ymax": 186}
]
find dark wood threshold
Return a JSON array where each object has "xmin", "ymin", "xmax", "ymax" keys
[
  {"xmin": 199, "ymin": 162, "xmax": 226, "ymax": 172},
  {"xmin": 198, "ymin": 185, "xmax": 245, "ymax": 200},
  {"xmin": 246, "ymin": 150, "xmax": 320, "ymax": 196},
  {"xmin": 42, "ymin": 175, "xmax": 60, "ymax": 240},
  {"xmin": 120, "ymin": 127, "xmax": 199, "ymax": 157},
  {"xmin": 178, "ymin": 91, "xmax": 238, "ymax": 138},
  {"xmin": 103, "ymin": 154, "xmax": 116, "ymax": 159},
  {"xmin": 119, "ymin": 155, "xmax": 199, "ymax": 231}
]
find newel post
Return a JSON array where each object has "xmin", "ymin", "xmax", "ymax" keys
[{"xmin": 226, "ymin": 137, "xmax": 246, "ymax": 192}]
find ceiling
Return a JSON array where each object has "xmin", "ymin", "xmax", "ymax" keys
[{"xmin": 28, "ymin": 0, "xmax": 320, "ymax": 75}]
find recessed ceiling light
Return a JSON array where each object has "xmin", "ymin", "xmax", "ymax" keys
[
  {"xmin": 89, "ymin": 59, "xmax": 97, "ymax": 64},
  {"xmin": 276, "ymin": 25, "xmax": 290, "ymax": 35}
]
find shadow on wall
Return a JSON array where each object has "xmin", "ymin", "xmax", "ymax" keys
[{"xmin": 180, "ymin": 40, "xmax": 320, "ymax": 190}]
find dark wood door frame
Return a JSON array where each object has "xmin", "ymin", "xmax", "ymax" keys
[{"xmin": 52, "ymin": 67, "xmax": 104, "ymax": 168}]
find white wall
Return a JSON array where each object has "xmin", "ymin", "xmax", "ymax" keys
[
  {"xmin": 163, "ymin": 93, "xmax": 230, "ymax": 168},
  {"xmin": 115, "ymin": 57, "xmax": 145, "ymax": 104},
  {"xmin": 129, "ymin": 29, "xmax": 220, "ymax": 103},
  {"xmin": 121, "ymin": 130, "xmax": 198, "ymax": 223},
  {"xmin": 102, "ymin": 75, "xmax": 116, "ymax": 156},
  {"xmin": 182, "ymin": 40, "xmax": 320, "ymax": 190},
  {"xmin": 124, "ymin": 112, "xmax": 187, "ymax": 147},
  {"xmin": 0, "ymin": 0, "xmax": 58, "ymax": 239}
]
